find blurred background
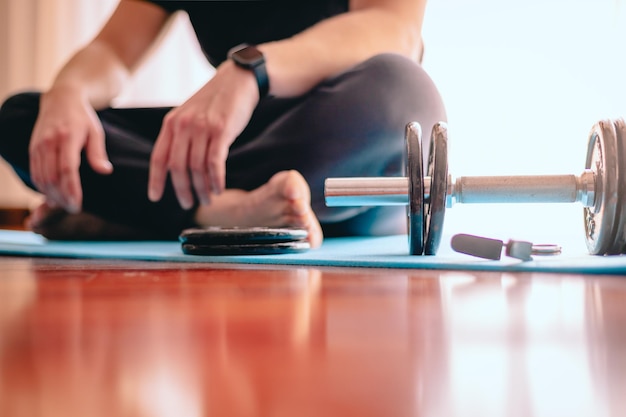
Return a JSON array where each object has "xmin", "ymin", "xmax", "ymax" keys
[{"xmin": 1, "ymin": 0, "xmax": 624, "ymax": 243}]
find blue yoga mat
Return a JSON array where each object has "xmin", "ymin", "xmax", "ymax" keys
[{"xmin": 0, "ymin": 229, "xmax": 625, "ymax": 275}]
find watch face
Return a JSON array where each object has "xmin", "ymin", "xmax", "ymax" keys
[{"xmin": 230, "ymin": 45, "xmax": 264, "ymax": 66}]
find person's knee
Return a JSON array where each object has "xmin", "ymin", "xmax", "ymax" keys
[
  {"xmin": 320, "ymin": 54, "xmax": 446, "ymax": 152},
  {"xmin": 356, "ymin": 53, "xmax": 427, "ymax": 92},
  {"xmin": 354, "ymin": 53, "xmax": 446, "ymax": 128}
]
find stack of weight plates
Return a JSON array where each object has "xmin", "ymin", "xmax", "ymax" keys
[{"xmin": 180, "ymin": 226, "xmax": 310, "ymax": 255}]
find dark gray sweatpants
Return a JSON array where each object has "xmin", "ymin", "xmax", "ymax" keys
[{"xmin": 0, "ymin": 54, "xmax": 446, "ymax": 239}]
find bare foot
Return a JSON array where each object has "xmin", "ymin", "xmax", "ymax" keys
[
  {"xmin": 26, "ymin": 202, "xmax": 158, "ymax": 241},
  {"xmin": 194, "ymin": 170, "xmax": 324, "ymax": 248}
]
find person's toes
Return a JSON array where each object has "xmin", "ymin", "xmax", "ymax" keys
[
  {"xmin": 282, "ymin": 171, "xmax": 306, "ymax": 200},
  {"xmin": 307, "ymin": 216, "xmax": 324, "ymax": 248}
]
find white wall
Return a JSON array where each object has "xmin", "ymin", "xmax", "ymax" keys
[{"xmin": 422, "ymin": 0, "xmax": 626, "ymax": 241}]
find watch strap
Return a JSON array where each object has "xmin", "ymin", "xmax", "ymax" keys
[
  {"xmin": 253, "ymin": 59, "xmax": 269, "ymax": 99},
  {"xmin": 228, "ymin": 44, "xmax": 269, "ymax": 99}
]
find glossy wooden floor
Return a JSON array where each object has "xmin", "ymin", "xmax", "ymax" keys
[{"xmin": 0, "ymin": 255, "xmax": 625, "ymax": 417}]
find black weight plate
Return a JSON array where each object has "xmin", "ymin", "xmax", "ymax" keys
[
  {"xmin": 405, "ymin": 122, "xmax": 425, "ymax": 255},
  {"xmin": 584, "ymin": 120, "xmax": 619, "ymax": 255},
  {"xmin": 179, "ymin": 226, "xmax": 308, "ymax": 245},
  {"xmin": 608, "ymin": 118, "xmax": 626, "ymax": 254},
  {"xmin": 182, "ymin": 240, "xmax": 311, "ymax": 256},
  {"xmin": 424, "ymin": 122, "xmax": 449, "ymax": 255}
]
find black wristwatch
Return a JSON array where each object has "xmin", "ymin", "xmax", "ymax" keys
[{"xmin": 227, "ymin": 43, "xmax": 270, "ymax": 98}]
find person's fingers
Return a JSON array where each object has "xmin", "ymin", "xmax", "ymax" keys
[
  {"xmin": 32, "ymin": 129, "xmax": 67, "ymax": 209},
  {"xmin": 207, "ymin": 134, "xmax": 229, "ymax": 196},
  {"xmin": 168, "ymin": 117, "xmax": 195, "ymax": 209},
  {"xmin": 85, "ymin": 117, "xmax": 113, "ymax": 175},
  {"xmin": 38, "ymin": 130, "xmax": 60, "ymax": 193},
  {"xmin": 58, "ymin": 130, "xmax": 84, "ymax": 213},
  {"xmin": 189, "ymin": 121, "xmax": 211, "ymax": 205},
  {"xmin": 148, "ymin": 116, "xmax": 174, "ymax": 203},
  {"xmin": 28, "ymin": 140, "xmax": 44, "ymax": 193},
  {"xmin": 45, "ymin": 188, "xmax": 65, "ymax": 212},
  {"xmin": 45, "ymin": 198, "xmax": 60, "ymax": 209}
]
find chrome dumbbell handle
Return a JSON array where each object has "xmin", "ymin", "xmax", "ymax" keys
[{"xmin": 325, "ymin": 169, "xmax": 596, "ymax": 208}]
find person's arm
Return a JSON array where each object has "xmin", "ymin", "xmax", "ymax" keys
[
  {"xmin": 48, "ymin": 0, "xmax": 170, "ymax": 109},
  {"xmin": 149, "ymin": 0, "xmax": 427, "ymax": 208},
  {"xmin": 260, "ymin": 0, "xmax": 426, "ymax": 97},
  {"xmin": 30, "ymin": 0, "xmax": 171, "ymax": 213}
]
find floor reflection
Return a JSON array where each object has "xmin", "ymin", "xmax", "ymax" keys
[
  {"xmin": 438, "ymin": 273, "xmax": 615, "ymax": 417},
  {"xmin": 0, "ymin": 261, "xmax": 625, "ymax": 417}
]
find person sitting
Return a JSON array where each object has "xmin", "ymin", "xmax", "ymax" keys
[{"xmin": 0, "ymin": 0, "xmax": 446, "ymax": 247}]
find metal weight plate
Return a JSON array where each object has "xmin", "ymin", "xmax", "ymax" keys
[
  {"xmin": 405, "ymin": 122, "xmax": 425, "ymax": 255},
  {"xmin": 424, "ymin": 122, "xmax": 449, "ymax": 255},
  {"xmin": 607, "ymin": 118, "xmax": 626, "ymax": 254},
  {"xmin": 584, "ymin": 119, "xmax": 620, "ymax": 255}
]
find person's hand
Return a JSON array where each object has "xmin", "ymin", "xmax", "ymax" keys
[
  {"xmin": 29, "ymin": 87, "xmax": 113, "ymax": 213},
  {"xmin": 148, "ymin": 61, "xmax": 259, "ymax": 208}
]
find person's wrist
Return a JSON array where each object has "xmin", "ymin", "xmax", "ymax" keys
[
  {"xmin": 43, "ymin": 84, "xmax": 86, "ymax": 105},
  {"xmin": 222, "ymin": 60, "xmax": 261, "ymax": 100},
  {"xmin": 227, "ymin": 44, "xmax": 270, "ymax": 99}
]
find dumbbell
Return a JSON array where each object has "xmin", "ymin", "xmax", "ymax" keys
[{"xmin": 325, "ymin": 119, "xmax": 626, "ymax": 256}]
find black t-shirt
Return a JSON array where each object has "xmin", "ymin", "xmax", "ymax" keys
[{"xmin": 145, "ymin": 0, "xmax": 349, "ymax": 67}]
